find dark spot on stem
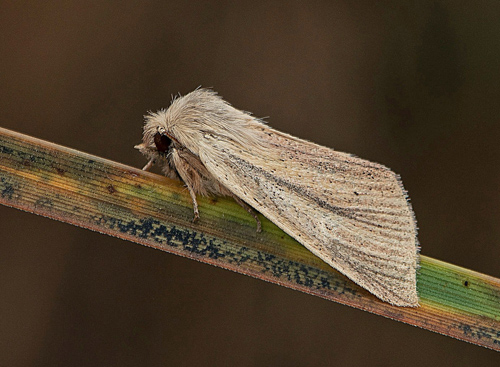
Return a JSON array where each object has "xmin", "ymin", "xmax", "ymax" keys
[
  {"xmin": 1, "ymin": 184, "xmax": 14, "ymax": 199},
  {"xmin": 55, "ymin": 167, "xmax": 65, "ymax": 175}
]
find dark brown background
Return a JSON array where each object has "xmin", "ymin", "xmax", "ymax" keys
[{"xmin": 1, "ymin": 1, "xmax": 499, "ymax": 366}]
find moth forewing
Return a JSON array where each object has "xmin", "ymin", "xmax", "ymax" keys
[
  {"xmin": 138, "ymin": 88, "xmax": 420, "ymax": 307},
  {"xmin": 201, "ymin": 133, "xmax": 419, "ymax": 306}
]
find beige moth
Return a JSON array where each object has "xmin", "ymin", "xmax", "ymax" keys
[{"xmin": 135, "ymin": 88, "xmax": 419, "ymax": 306}]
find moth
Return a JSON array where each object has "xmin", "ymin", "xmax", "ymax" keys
[{"xmin": 135, "ymin": 88, "xmax": 419, "ymax": 306}]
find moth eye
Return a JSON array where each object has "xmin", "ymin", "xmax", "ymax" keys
[{"xmin": 153, "ymin": 132, "xmax": 171, "ymax": 153}]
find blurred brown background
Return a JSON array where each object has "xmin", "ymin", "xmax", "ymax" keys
[{"xmin": 1, "ymin": 1, "xmax": 499, "ymax": 366}]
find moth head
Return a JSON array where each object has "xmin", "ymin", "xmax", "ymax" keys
[{"xmin": 135, "ymin": 114, "xmax": 177, "ymax": 162}]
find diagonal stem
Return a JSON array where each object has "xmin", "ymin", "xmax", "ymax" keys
[{"xmin": 0, "ymin": 126, "xmax": 499, "ymax": 351}]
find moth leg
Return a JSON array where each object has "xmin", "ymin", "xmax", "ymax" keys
[
  {"xmin": 168, "ymin": 148, "xmax": 201, "ymax": 222},
  {"xmin": 231, "ymin": 194, "xmax": 262, "ymax": 233},
  {"xmin": 185, "ymin": 182, "xmax": 200, "ymax": 223},
  {"xmin": 142, "ymin": 159, "xmax": 155, "ymax": 171}
]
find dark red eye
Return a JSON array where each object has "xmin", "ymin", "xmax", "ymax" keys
[{"xmin": 154, "ymin": 132, "xmax": 171, "ymax": 153}]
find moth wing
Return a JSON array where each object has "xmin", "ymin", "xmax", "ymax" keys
[{"xmin": 199, "ymin": 130, "xmax": 419, "ymax": 306}]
